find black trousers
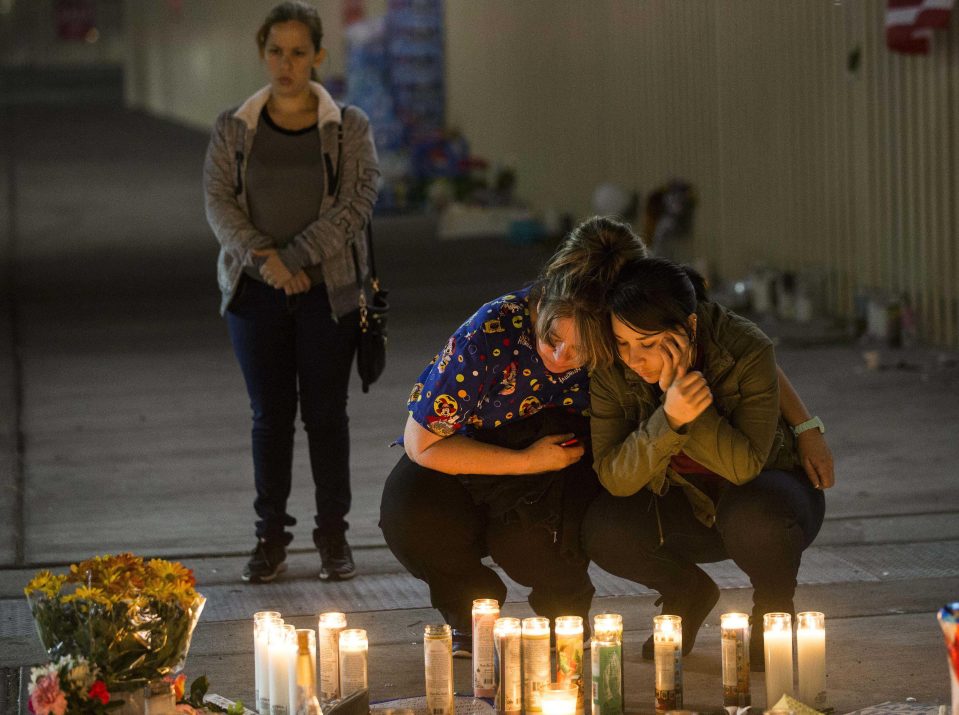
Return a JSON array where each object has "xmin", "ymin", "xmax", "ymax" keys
[
  {"xmin": 379, "ymin": 412, "xmax": 597, "ymax": 633},
  {"xmin": 227, "ymin": 276, "xmax": 358, "ymax": 544},
  {"xmin": 582, "ymin": 469, "xmax": 825, "ymax": 614}
]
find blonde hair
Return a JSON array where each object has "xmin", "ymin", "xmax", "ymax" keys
[{"xmin": 531, "ymin": 216, "xmax": 648, "ymax": 371}]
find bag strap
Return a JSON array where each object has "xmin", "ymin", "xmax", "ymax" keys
[{"xmin": 337, "ymin": 104, "xmax": 379, "ymax": 294}]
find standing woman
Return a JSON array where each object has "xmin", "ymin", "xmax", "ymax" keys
[
  {"xmin": 203, "ymin": 1, "xmax": 379, "ymax": 583},
  {"xmin": 582, "ymin": 257, "xmax": 826, "ymax": 668}
]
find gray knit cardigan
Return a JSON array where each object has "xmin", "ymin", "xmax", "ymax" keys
[{"xmin": 203, "ymin": 82, "xmax": 380, "ymax": 318}]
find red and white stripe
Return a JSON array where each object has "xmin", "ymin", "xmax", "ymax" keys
[{"xmin": 886, "ymin": 0, "xmax": 955, "ymax": 54}]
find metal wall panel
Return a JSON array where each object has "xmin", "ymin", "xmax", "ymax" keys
[{"xmin": 446, "ymin": 0, "xmax": 959, "ymax": 346}]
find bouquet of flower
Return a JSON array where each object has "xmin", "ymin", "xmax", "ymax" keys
[
  {"xmin": 25, "ymin": 553, "xmax": 206, "ymax": 690},
  {"xmin": 27, "ymin": 655, "xmax": 118, "ymax": 715}
]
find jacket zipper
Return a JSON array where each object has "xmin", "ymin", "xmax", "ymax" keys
[{"xmin": 234, "ymin": 150, "xmax": 244, "ymax": 196}]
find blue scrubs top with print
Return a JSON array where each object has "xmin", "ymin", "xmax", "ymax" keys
[{"xmin": 407, "ymin": 287, "xmax": 590, "ymax": 438}]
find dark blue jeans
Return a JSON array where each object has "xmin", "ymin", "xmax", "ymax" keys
[
  {"xmin": 582, "ymin": 469, "xmax": 825, "ymax": 613},
  {"xmin": 227, "ymin": 276, "xmax": 358, "ymax": 545}
]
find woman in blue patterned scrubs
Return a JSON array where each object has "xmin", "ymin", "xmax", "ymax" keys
[{"xmin": 379, "ymin": 216, "xmax": 644, "ymax": 655}]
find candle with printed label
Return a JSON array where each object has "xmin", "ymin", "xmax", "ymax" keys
[
  {"xmin": 318, "ymin": 612, "xmax": 347, "ymax": 701},
  {"xmin": 473, "ymin": 599, "xmax": 500, "ymax": 699},
  {"xmin": 720, "ymin": 612, "xmax": 750, "ymax": 711},
  {"xmin": 653, "ymin": 615, "xmax": 683, "ymax": 714},
  {"xmin": 522, "ymin": 617, "xmax": 551, "ymax": 714},
  {"xmin": 554, "ymin": 616, "xmax": 584, "ymax": 715},
  {"xmin": 424, "ymin": 624, "xmax": 454, "ymax": 715},
  {"xmin": 494, "ymin": 617, "xmax": 522, "ymax": 715},
  {"xmin": 591, "ymin": 614, "xmax": 624, "ymax": 715},
  {"xmin": 338, "ymin": 628, "xmax": 369, "ymax": 697}
]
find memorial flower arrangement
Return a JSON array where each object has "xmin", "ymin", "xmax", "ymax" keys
[
  {"xmin": 25, "ymin": 553, "xmax": 206, "ymax": 691},
  {"xmin": 27, "ymin": 655, "xmax": 117, "ymax": 715}
]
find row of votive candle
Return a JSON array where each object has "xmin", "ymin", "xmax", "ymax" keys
[
  {"xmin": 253, "ymin": 610, "xmax": 368, "ymax": 715},
  {"xmin": 656, "ymin": 611, "xmax": 826, "ymax": 714},
  {"xmin": 470, "ymin": 600, "xmax": 620, "ymax": 715}
]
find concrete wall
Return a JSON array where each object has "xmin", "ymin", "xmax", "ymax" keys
[
  {"xmin": 119, "ymin": 0, "xmax": 959, "ymax": 346},
  {"xmin": 445, "ymin": 0, "xmax": 959, "ymax": 346}
]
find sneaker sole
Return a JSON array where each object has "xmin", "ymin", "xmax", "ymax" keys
[
  {"xmin": 319, "ymin": 568, "xmax": 357, "ymax": 582},
  {"xmin": 242, "ymin": 561, "xmax": 287, "ymax": 584}
]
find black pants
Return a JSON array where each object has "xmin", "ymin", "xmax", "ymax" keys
[
  {"xmin": 379, "ymin": 412, "xmax": 598, "ymax": 633},
  {"xmin": 582, "ymin": 469, "xmax": 825, "ymax": 613},
  {"xmin": 227, "ymin": 276, "xmax": 359, "ymax": 545}
]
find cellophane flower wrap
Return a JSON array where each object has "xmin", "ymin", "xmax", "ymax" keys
[{"xmin": 25, "ymin": 554, "xmax": 205, "ymax": 690}]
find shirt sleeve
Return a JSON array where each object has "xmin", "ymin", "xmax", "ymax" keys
[{"xmin": 407, "ymin": 314, "xmax": 493, "ymax": 437}]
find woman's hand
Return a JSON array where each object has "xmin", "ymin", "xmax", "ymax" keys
[
  {"xmin": 663, "ymin": 355, "xmax": 713, "ymax": 430},
  {"xmin": 282, "ymin": 270, "xmax": 312, "ymax": 296},
  {"xmin": 522, "ymin": 433, "xmax": 586, "ymax": 472},
  {"xmin": 797, "ymin": 429, "xmax": 835, "ymax": 489},
  {"xmin": 658, "ymin": 333, "xmax": 692, "ymax": 392},
  {"xmin": 253, "ymin": 248, "xmax": 294, "ymax": 289}
]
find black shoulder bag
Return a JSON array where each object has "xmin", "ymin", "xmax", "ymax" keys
[
  {"xmin": 356, "ymin": 223, "xmax": 388, "ymax": 393},
  {"xmin": 337, "ymin": 105, "xmax": 388, "ymax": 393}
]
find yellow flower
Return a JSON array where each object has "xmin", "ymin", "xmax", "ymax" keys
[
  {"xmin": 62, "ymin": 585, "xmax": 113, "ymax": 607},
  {"xmin": 25, "ymin": 571, "xmax": 67, "ymax": 598}
]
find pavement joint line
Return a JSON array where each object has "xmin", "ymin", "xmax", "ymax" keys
[
  {"xmin": 0, "ymin": 543, "xmax": 393, "ymax": 571},
  {"xmin": 2, "ymin": 102, "xmax": 24, "ymax": 567},
  {"xmin": 822, "ymin": 509, "xmax": 959, "ymax": 521}
]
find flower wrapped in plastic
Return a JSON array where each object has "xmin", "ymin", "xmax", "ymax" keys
[{"xmin": 25, "ymin": 554, "xmax": 206, "ymax": 690}]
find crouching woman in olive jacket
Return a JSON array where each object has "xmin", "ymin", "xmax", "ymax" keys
[{"xmin": 581, "ymin": 256, "xmax": 825, "ymax": 670}]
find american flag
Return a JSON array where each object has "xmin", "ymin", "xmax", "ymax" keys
[{"xmin": 886, "ymin": 0, "xmax": 955, "ymax": 54}]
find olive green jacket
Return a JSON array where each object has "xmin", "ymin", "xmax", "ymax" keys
[{"xmin": 589, "ymin": 301, "xmax": 800, "ymax": 527}]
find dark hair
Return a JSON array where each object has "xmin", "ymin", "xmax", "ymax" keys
[
  {"xmin": 256, "ymin": 2, "xmax": 324, "ymax": 54},
  {"xmin": 609, "ymin": 257, "xmax": 709, "ymax": 341},
  {"xmin": 531, "ymin": 216, "xmax": 648, "ymax": 370}
]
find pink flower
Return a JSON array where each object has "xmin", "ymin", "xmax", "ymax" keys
[{"xmin": 28, "ymin": 673, "xmax": 67, "ymax": 715}]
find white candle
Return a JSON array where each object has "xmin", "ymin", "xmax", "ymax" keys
[
  {"xmin": 720, "ymin": 612, "xmax": 751, "ymax": 711},
  {"xmin": 653, "ymin": 615, "xmax": 683, "ymax": 714},
  {"xmin": 318, "ymin": 612, "xmax": 347, "ymax": 701},
  {"xmin": 254, "ymin": 612, "xmax": 282, "ymax": 715},
  {"xmin": 494, "ymin": 617, "xmax": 522, "ymax": 715},
  {"xmin": 796, "ymin": 612, "xmax": 826, "ymax": 709},
  {"xmin": 554, "ymin": 616, "xmax": 584, "ymax": 715},
  {"xmin": 541, "ymin": 682, "xmax": 577, "ymax": 715},
  {"xmin": 269, "ymin": 624, "xmax": 296, "ymax": 715},
  {"xmin": 473, "ymin": 599, "xmax": 500, "ymax": 698},
  {"xmin": 763, "ymin": 613, "xmax": 794, "ymax": 706},
  {"xmin": 522, "ymin": 617, "xmax": 551, "ymax": 714},
  {"xmin": 338, "ymin": 628, "xmax": 369, "ymax": 697}
]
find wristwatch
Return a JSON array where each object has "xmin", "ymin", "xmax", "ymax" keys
[{"xmin": 791, "ymin": 416, "xmax": 825, "ymax": 436}]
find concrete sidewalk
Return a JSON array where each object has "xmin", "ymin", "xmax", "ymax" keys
[{"xmin": 1, "ymin": 103, "xmax": 958, "ymax": 714}]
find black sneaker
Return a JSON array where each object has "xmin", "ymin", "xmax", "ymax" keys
[
  {"xmin": 451, "ymin": 629, "xmax": 472, "ymax": 659},
  {"xmin": 242, "ymin": 539, "xmax": 287, "ymax": 583},
  {"xmin": 641, "ymin": 569, "xmax": 720, "ymax": 659},
  {"xmin": 317, "ymin": 532, "xmax": 356, "ymax": 581}
]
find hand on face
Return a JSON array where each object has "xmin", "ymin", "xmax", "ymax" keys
[
  {"xmin": 658, "ymin": 333, "xmax": 712, "ymax": 430},
  {"xmin": 657, "ymin": 332, "xmax": 692, "ymax": 391}
]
